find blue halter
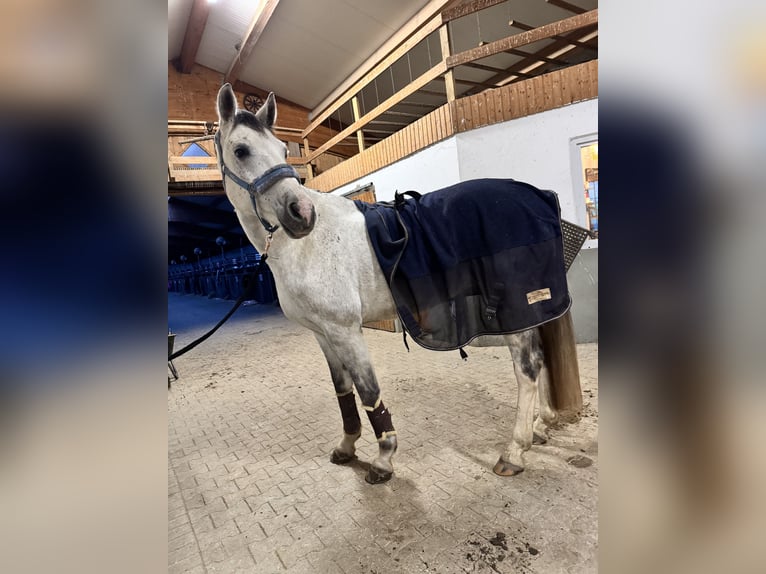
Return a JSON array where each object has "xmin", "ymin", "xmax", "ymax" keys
[{"xmin": 215, "ymin": 130, "xmax": 301, "ymax": 234}]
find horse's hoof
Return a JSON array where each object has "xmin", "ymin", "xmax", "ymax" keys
[
  {"xmin": 330, "ymin": 450, "xmax": 356, "ymax": 465},
  {"xmin": 532, "ymin": 432, "xmax": 548, "ymax": 445},
  {"xmin": 365, "ymin": 466, "xmax": 393, "ymax": 484},
  {"xmin": 493, "ymin": 459, "xmax": 524, "ymax": 476}
]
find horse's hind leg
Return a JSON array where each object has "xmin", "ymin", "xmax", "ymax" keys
[
  {"xmin": 494, "ymin": 329, "xmax": 545, "ymax": 476},
  {"xmin": 320, "ymin": 327, "xmax": 397, "ymax": 484},
  {"xmin": 532, "ymin": 363, "xmax": 558, "ymax": 444},
  {"xmin": 314, "ymin": 334, "xmax": 362, "ymax": 464}
]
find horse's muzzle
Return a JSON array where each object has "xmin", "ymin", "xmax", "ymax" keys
[{"xmin": 281, "ymin": 195, "xmax": 316, "ymax": 238}]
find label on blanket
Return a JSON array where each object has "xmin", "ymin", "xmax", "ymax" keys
[{"xmin": 527, "ymin": 288, "xmax": 552, "ymax": 304}]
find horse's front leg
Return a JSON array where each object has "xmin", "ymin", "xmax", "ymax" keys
[
  {"xmin": 319, "ymin": 326, "xmax": 397, "ymax": 484},
  {"xmin": 494, "ymin": 330, "xmax": 545, "ymax": 476},
  {"xmin": 314, "ymin": 333, "xmax": 362, "ymax": 464}
]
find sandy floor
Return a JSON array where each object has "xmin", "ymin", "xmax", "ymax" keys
[{"xmin": 168, "ymin": 292, "xmax": 598, "ymax": 573}]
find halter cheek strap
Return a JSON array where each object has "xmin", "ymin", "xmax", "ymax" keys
[{"xmin": 214, "ymin": 131, "xmax": 302, "ymax": 235}]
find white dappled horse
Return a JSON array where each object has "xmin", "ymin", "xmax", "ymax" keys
[{"xmin": 214, "ymin": 84, "xmax": 580, "ymax": 484}]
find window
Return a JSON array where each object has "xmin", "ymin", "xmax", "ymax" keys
[
  {"xmin": 570, "ymin": 134, "xmax": 598, "ymax": 245},
  {"xmin": 580, "ymin": 142, "xmax": 598, "ymax": 237},
  {"xmin": 181, "ymin": 142, "xmax": 211, "ymax": 169}
]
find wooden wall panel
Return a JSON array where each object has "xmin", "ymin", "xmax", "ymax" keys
[{"xmin": 168, "ymin": 63, "xmax": 344, "ymax": 151}]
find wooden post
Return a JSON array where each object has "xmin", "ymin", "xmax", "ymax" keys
[
  {"xmin": 351, "ymin": 96, "xmax": 365, "ymax": 153},
  {"xmin": 439, "ymin": 25, "xmax": 456, "ymax": 102},
  {"xmin": 302, "ymin": 138, "xmax": 314, "ymax": 179}
]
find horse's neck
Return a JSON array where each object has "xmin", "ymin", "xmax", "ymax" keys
[{"xmin": 266, "ymin": 187, "xmax": 358, "ymax": 260}]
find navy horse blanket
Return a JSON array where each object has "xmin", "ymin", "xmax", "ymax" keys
[{"xmin": 355, "ymin": 178, "xmax": 571, "ymax": 351}]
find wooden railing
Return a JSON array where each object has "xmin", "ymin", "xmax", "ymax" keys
[
  {"xmin": 168, "ymin": 156, "xmax": 221, "ymax": 183},
  {"xmin": 307, "ymin": 59, "xmax": 597, "ymax": 193}
]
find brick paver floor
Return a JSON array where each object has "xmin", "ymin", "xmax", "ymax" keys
[{"xmin": 169, "ymin": 292, "xmax": 598, "ymax": 573}]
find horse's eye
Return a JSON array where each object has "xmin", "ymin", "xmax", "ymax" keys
[{"xmin": 234, "ymin": 147, "xmax": 249, "ymax": 159}]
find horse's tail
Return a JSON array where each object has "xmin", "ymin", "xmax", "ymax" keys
[{"xmin": 539, "ymin": 309, "xmax": 583, "ymax": 423}]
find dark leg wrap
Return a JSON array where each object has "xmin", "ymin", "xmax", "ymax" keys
[
  {"xmin": 337, "ymin": 392, "xmax": 361, "ymax": 435},
  {"xmin": 366, "ymin": 401, "xmax": 396, "ymax": 440}
]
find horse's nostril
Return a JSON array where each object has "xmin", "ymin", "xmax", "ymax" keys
[{"xmin": 289, "ymin": 202, "xmax": 301, "ymax": 220}]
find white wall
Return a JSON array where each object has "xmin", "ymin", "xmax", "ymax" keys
[{"xmin": 455, "ymin": 98, "xmax": 598, "ymax": 225}]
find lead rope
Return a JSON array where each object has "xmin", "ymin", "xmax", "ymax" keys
[{"xmin": 169, "ymin": 266, "xmax": 262, "ymax": 361}]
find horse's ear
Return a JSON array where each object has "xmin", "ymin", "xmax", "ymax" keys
[
  {"xmin": 256, "ymin": 92, "xmax": 277, "ymax": 129},
  {"xmin": 217, "ymin": 83, "xmax": 237, "ymax": 125}
]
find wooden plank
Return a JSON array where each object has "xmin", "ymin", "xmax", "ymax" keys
[
  {"xmin": 551, "ymin": 69, "xmax": 563, "ymax": 107},
  {"xmin": 468, "ymin": 94, "xmax": 478, "ymax": 127},
  {"xmin": 304, "ymin": 9, "xmax": 445, "ymax": 136},
  {"xmin": 533, "ymin": 76, "xmax": 545, "ymax": 113},
  {"xmin": 486, "ymin": 89, "xmax": 496, "ymax": 124},
  {"xmin": 427, "ymin": 112, "xmax": 434, "ymax": 146},
  {"xmin": 508, "ymin": 18, "xmax": 596, "ymax": 51},
  {"xmin": 492, "ymin": 88, "xmax": 505, "ymax": 122},
  {"xmin": 225, "ymin": 0, "xmax": 281, "ymax": 84},
  {"xmin": 560, "ymin": 68, "xmax": 571, "ymax": 104},
  {"xmin": 453, "ymin": 98, "xmax": 464, "ymax": 132},
  {"xmin": 306, "ymin": 62, "xmax": 447, "ymax": 162},
  {"xmin": 177, "ymin": 0, "xmax": 211, "ymax": 73},
  {"xmin": 439, "ymin": 25, "xmax": 456, "ymax": 102},
  {"xmin": 477, "ymin": 92, "xmax": 488, "ymax": 126},
  {"xmin": 567, "ymin": 64, "xmax": 581, "ymax": 102},
  {"xmin": 499, "ymin": 84, "xmax": 511, "ymax": 121},
  {"xmin": 351, "ymin": 96, "xmax": 365, "ymax": 153},
  {"xmin": 171, "ymin": 169, "xmax": 222, "ymax": 182},
  {"xmin": 446, "ymin": 101, "xmax": 456, "ymax": 135},
  {"xmin": 516, "ymin": 81, "xmax": 528, "ymax": 117},
  {"xmin": 465, "ymin": 98, "xmax": 476, "ymax": 132},
  {"xmin": 441, "ymin": 0, "xmax": 507, "ymax": 23},
  {"xmin": 590, "ymin": 59, "xmax": 598, "ymax": 95},
  {"xmin": 302, "ymin": 138, "xmax": 313, "ymax": 179},
  {"xmin": 447, "ymin": 10, "xmax": 598, "ymax": 68},
  {"xmin": 169, "ymin": 156, "xmax": 218, "ymax": 165}
]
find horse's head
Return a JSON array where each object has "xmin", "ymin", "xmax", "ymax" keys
[{"xmin": 215, "ymin": 83, "xmax": 316, "ymax": 239}]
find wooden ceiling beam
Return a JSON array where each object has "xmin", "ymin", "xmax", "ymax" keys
[
  {"xmin": 461, "ymin": 29, "xmax": 596, "ymax": 96},
  {"xmin": 177, "ymin": 0, "xmax": 211, "ymax": 73},
  {"xmin": 546, "ymin": 0, "xmax": 586, "ymax": 15},
  {"xmin": 508, "ymin": 17, "xmax": 597, "ymax": 51},
  {"xmin": 441, "ymin": 0, "xmax": 508, "ymax": 23},
  {"xmin": 225, "ymin": 0, "xmax": 282, "ymax": 86}
]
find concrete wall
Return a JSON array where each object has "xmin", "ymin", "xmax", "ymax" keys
[{"xmin": 332, "ymin": 100, "xmax": 598, "ymax": 342}]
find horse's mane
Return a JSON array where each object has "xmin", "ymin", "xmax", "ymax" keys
[{"xmin": 233, "ymin": 109, "xmax": 268, "ymax": 133}]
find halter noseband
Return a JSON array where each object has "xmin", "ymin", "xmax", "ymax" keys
[{"xmin": 214, "ymin": 130, "xmax": 301, "ymax": 235}]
